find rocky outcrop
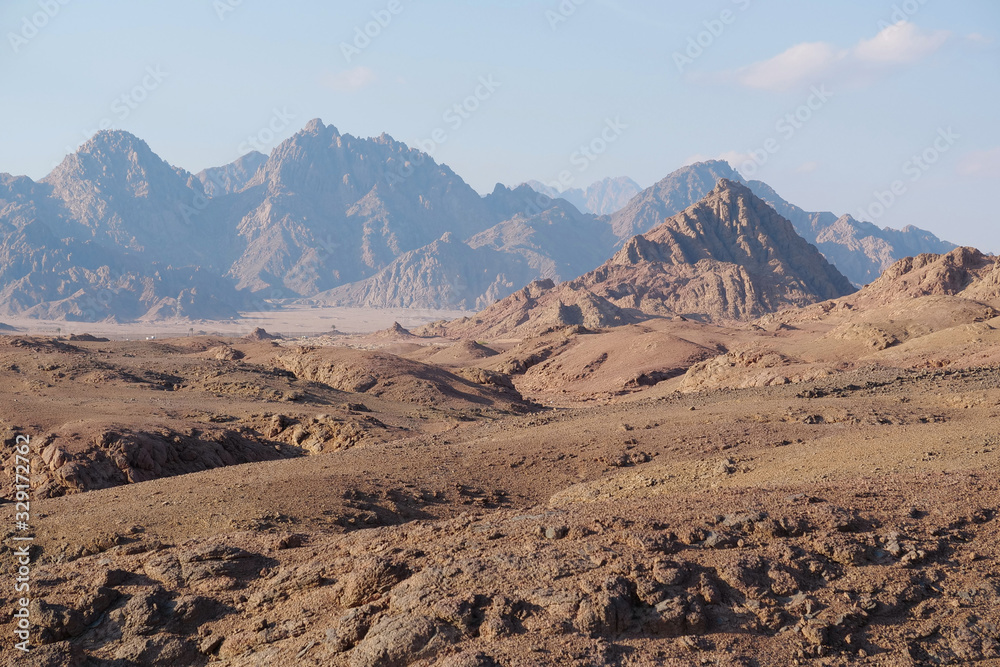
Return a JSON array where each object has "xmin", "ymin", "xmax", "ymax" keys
[
  {"xmin": 441, "ymin": 180, "xmax": 856, "ymax": 338},
  {"xmin": 12, "ymin": 490, "xmax": 1000, "ymax": 665},
  {"xmin": 609, "ymin": 161, "xmax": 743, "ymax": 239},
  {"xmin": 276, "ymin": 347, "xmax": 532, "ymax": 411}
]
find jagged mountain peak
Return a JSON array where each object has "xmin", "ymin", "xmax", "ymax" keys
[
  {"xmin": 445, "ymin": 180, "xmax": 857, "ymax": 337},
  {"xmin": 681, "ymin": 159, "xmax": 740, "ymax": 174},
  {"xmin": 620, "ymin": 178, "xmax": 857, "ymax": 302},
  {"xmin": 78, "ymin": 129, "xmax": 152, "ymax": 155},
  {"xmin": 45, "ymin": 129, "xmax": 181, "ymax": 188},
  {"xmin": 610, "ymin": 161, "xmax": 743, "ymax": 239},
  {"xmin": 302, "ymin": 117, "xmax": 338, "ymax": 134}
]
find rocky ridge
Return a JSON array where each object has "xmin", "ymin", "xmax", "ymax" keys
[{"xmin": 434, "ymin": 179, "xmax": 856, "ymax": 338}]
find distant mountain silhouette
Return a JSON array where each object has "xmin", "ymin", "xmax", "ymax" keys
[
  {"xmin": 596, "ymin": 159, "xmax": 956, "ymax": 286},
  {"xmin": 0, "ymin": 126, "xmax": 962, "ymax": 321},
  {"xmin": 196, "ymin": 151, "xmax": 266, "ymax": 197},
  {"xmin": 525, "ymin": 176, "xmax": 643, "ymax": 215},
  {"xmin": 743, "ymin": 178, "xmax": 956, "ymax": 285},
  {"xmin": 315, "ymin": 196, "xmax": 616, "ymax": 310}
]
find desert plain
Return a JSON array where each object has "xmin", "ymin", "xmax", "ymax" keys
[{"xmin": 2, "ymin": 245, "xmax": 1000, "ymax": 667}]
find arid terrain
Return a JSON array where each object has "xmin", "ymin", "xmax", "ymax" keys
[
  {"xmin": 4, "ymin": 0, "xmax": 994, "ymax": 662},
  {"xmin": 2, "ymin": 245, "xmax": 1000, "ymax": 666}
]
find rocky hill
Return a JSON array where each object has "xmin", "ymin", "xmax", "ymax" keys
[
  {"xmin": 434, "ymin": 180, "xmax": 855, "ymax": 338},
  {"xmin": 586, "ymin": 179, "xmax": 856, "ymax": 317}
]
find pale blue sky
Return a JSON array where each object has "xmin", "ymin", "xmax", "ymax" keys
[{"xmin": 2, "ymin": 0, "xmax": 998, "ymax": 248}]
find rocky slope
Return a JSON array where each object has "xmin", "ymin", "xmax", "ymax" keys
[
  {"xmin": 435, "ymin": 180, "xmax": 856, "ymax": 338},
  {"xmin": 5, "ymin": 341, "xmax": 1000, "ymax": 666},
  {"xmin": 317, "ymin": 197, "xmax": 618, "ymax": 310},
  {"xmin": 6, "ymin": 242, "xmax": 1000, "ymax": 664},
  {"xmin": 589, "ymin": 160, "xmax": 957, "ymax": 286},
  {"xmin": 196, "ymin": 151, "xmax": 266, "ymax": 197},
  {"xmin": 678, "ymin": 247, "xmax": 1000, "ymax": 394}
]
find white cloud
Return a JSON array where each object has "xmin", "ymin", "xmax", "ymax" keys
[
  {"xmin": 854, "ymin": 21, "xmax": 949, "ymax": 64},
  {"xmin": 728, "ymin": 22, "xmax": 950, "ymax": 92},
  {"xmin": 795, "ymin": 161, "xmax": 821, "ymax": 174},
  {"xmin": 967, "ymin": 32, "xmax": 994, "ymax": 46},
  {"xmin": 958, "ymin": 147, "xmax": 1000, "ymax": 177},
  {"xmin": 324, "ymin": 66, "xmax": 376, "ymax": 92},
  {"xmin": 736, "ymin": 42, "xmax": 845, "ymax": 92}
]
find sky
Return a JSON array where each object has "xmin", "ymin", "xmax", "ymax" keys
[{"xmin": 2, "ymin": 0, "xmax": 998, "ymax": 249}]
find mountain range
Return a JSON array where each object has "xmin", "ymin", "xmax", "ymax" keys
[
  {"xmin": 427, "ymin": 179, "xmax": 857, "ymax": 338},
  {"xmin": 592, "ymin": 160, "xmax": 955, "ymax": 287},
  {"xmin": 0, "ymin": 120, "xmax": 959, "ymax": 322}
]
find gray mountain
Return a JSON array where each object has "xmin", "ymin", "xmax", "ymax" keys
[
  {"xmin": 743, "ymin": 179, "xmax": 956, "ymax": 285},
  {"xmin": 0, "ymin": 171, "xmax": 242, "ymax": 321},
  {"xmin": 314, "ymin": 192, "xmax": 617, "ymax": 310},
  {"xmin": 608, "ymin": 161, "xmax": 743, "ymax": 239},
  {"xmin": 0, "ymin": 127, "xmax": 961, "ymax": 321},
  {"xmin": 525, "ymin": 176, "xmax": 643, "ymax": 216},
  {"xmin": 221, "ymin": 119, "xmax": 499, "ymax": 297},
  {"xmin": 196, "ymin": 151, "xmax": 266, "ymax": 197},
  {"xmin": 41, "ymin": 131, "xmax": 229, "ymax": 271}
]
